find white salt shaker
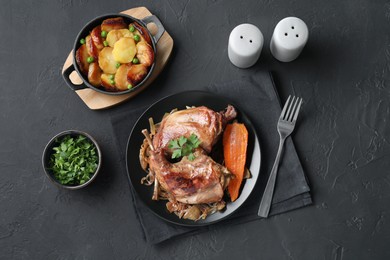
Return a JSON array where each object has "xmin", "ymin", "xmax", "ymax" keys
[
  {"xmin": 270, "ymin": 17, "xmax": 308, "ymax": 62},
  {"xmin": 228, "ymin": 24, "xmax": 264, "ymax": 68}
]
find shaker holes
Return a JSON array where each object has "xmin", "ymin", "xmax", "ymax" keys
[
  {"xmin": 240, "ymin": 36, "xmax": 243, "ymax": 39},
  {"xmin": 296, "ymin": 34, "xmax": 299, "ymax": 37},
  {"xmin": 250, "ymin": 40, "xmax": 252, "ymax": 43},
  {"xmin": 291, "ymin": 26, "xmax": 294, "ymax": 29},
  {"xmin": 285, "ymin": 33, "xmax": 288, "ymax": 36}
]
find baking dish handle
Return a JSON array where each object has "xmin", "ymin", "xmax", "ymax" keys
[
  {"xmin": 141, "ymin": 15, "xmax": 165, "ymax": 43},
  {"xmin": 62, "ymin": 64, "xmax": 88, "ymax": 91}
]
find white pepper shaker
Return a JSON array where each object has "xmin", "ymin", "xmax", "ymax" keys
[
  {"xmin": 228, "ymin": 24, "xmax": 264, "ymax": 68},
  {"xmin": 270, "ymin": 17, "xmax": 308, "ymax": 62}
]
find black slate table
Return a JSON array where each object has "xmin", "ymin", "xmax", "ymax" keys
[{"xmin": 1, "ymin": 0, "xmax": 390, "ymax": 259}]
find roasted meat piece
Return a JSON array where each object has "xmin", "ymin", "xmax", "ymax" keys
[
  {"xmin": 141, "ymin": 105, "xmax": 237, "ymax": 217},
  {"xmin": 153, "ymin": 105, "xmax": 237, "ymax": 153},
  {"xmin": 148, "ymin": 148, "xmax": 231, "ymax": 204}
]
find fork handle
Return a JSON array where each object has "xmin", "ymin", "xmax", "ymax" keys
[{"xmin": 258, "ymin": 136, "xmax": 286, "ymax": 218}]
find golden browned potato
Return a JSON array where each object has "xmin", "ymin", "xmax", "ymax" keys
[
  {"xmin": 112, "ymin": 37, "xmax": 136, "ymax": 63},
  {"xmin": 101, "ymin": 73, "xmax": 116, "ymax": 90},
  {"xmin": 86, "ymin": 35, "xmax": 99, "ymax": 60},
  {"xmin": 136, "ymin": 41, "xmax": 154, "ymax": 66},
  {"xmin": 106, "ymin": 29, "xmax": 132, "ymax": 47},
  {"xmin": 75, "ymin": 44, "xmax": 89, "ymax": 75},
  {"xmin": 127, "ymin": 64, "xmax": 148, "ymax": 86},
  {"xmin": 114, "ymin": 64, "xmax": 132, "ymax": 90},
  {"xmin": 101, "ymin": 17, "xmax": 126, "ymax": 32},
  {"xmin": 88, "ymin": 62, "xmax": 102, "ymax": 86},
  {"xmin": 91, "ymin": 26, "xmax": 104, "ymax": 50},
  {"xmin": 79, "ymin": 18, "xmax": 154, "ymax": 91},
  {"xmin": 98, "ymin": 47, "xmax": 118, "ymax": 74}
]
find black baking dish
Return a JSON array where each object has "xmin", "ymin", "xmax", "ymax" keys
[{"xmin": 62, "ymin": 13, "xmax": 165, "ymax": 95}]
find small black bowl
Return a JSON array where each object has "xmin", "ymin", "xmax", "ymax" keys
[{"xmin": 42, "ymin": 130, "xmax": 102, "ymax": 189}]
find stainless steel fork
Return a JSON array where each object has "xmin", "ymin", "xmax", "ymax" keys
[{"xmin": 258, "ymin": 96, "xmax": 303, "ymax": 218}]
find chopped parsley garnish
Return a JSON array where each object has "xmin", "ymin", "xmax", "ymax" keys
[
  {"xmin": 168, "ymin": 134, "xmax": 201, "ymax": 161},
  {"xmin": 49, "ymin": 135, "xmax": 98, "ymax": 185}
]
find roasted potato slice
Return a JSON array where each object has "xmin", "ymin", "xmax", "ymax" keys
[
  {"xmin": 112, "ymin": 37, "xmax": 136, "ymax": 63},
  {"xmin": 101, "ymin": 73, "xmax": 116, "ymax": 91},
  {"xmin": 88, "ymin": 62, "xmax": 102, "ymax": 87},
  {"xmin": 106, "ymin": 29, "xmax": 132, "ymax": 47},
  {"xmin": 91, "ymin": 26, "xmax": 104, "ymax": 50},
  {"xmin": 101, "ymin": 17, "xmax": 126, "ymax": 32},
  {"xmin": 127, "ymin": 64, "xmax": 148, "ymax": 86},
  {"xmin": 114, "ymin": 64, "xmax": 132, "ymax": 90},
  {"xmin": 75, "ymin": 44, "xmax": 89, "ymax": 75},
  {"xmin": 98, "ymin": 47, "xmax": 118, "ymax": 74},
  {"xmin": 136, "ymin": 41, "xmax": 154, "ymax": 66},
  {"xmin": 86, "ymin": 35, "xmax": 99, "ymax": 60}
]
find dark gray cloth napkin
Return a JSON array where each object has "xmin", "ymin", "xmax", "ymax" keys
[{"xmin": 110, "ymin": 71, "xmax": 312, "ymax": 244}]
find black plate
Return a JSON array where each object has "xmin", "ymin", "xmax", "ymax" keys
[{"xmin": 126, "ymin": 90, "xmax": 261, "ymax": 226}]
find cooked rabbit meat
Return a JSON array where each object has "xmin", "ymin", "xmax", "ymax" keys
[
  {"xmin": 148, "ymin": 148, "xmax": 230, "ymax": 204},
  {"xmin": 140, "ymin": 105, "xmax": 238, "ymax": 219},
  {"xmin": 152, "ymin": 105, "xmax": 237, "ymax": 153}
]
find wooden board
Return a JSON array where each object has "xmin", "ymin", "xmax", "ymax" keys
[{"xmin": 62, "ymin": 7, "xmax": 173, "ymax": 110}]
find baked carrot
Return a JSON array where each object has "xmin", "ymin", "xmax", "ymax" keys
[{"xmin": 223, "ymin": 122, "xmax": 248, "ymax": 201}]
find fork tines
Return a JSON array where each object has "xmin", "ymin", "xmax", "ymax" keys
[{"xmin": 280, "ymin": 96, "xmax": 303, "ymax": 123}]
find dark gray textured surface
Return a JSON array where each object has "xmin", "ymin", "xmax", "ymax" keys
[{"xmin": 1, "ymin": 0, "xmax": 390, "ymax": 259}]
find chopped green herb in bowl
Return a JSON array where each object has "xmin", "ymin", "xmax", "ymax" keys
[{"xmin": 42, "ymin": 130, "xmax": 102, "ymax": 189}]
